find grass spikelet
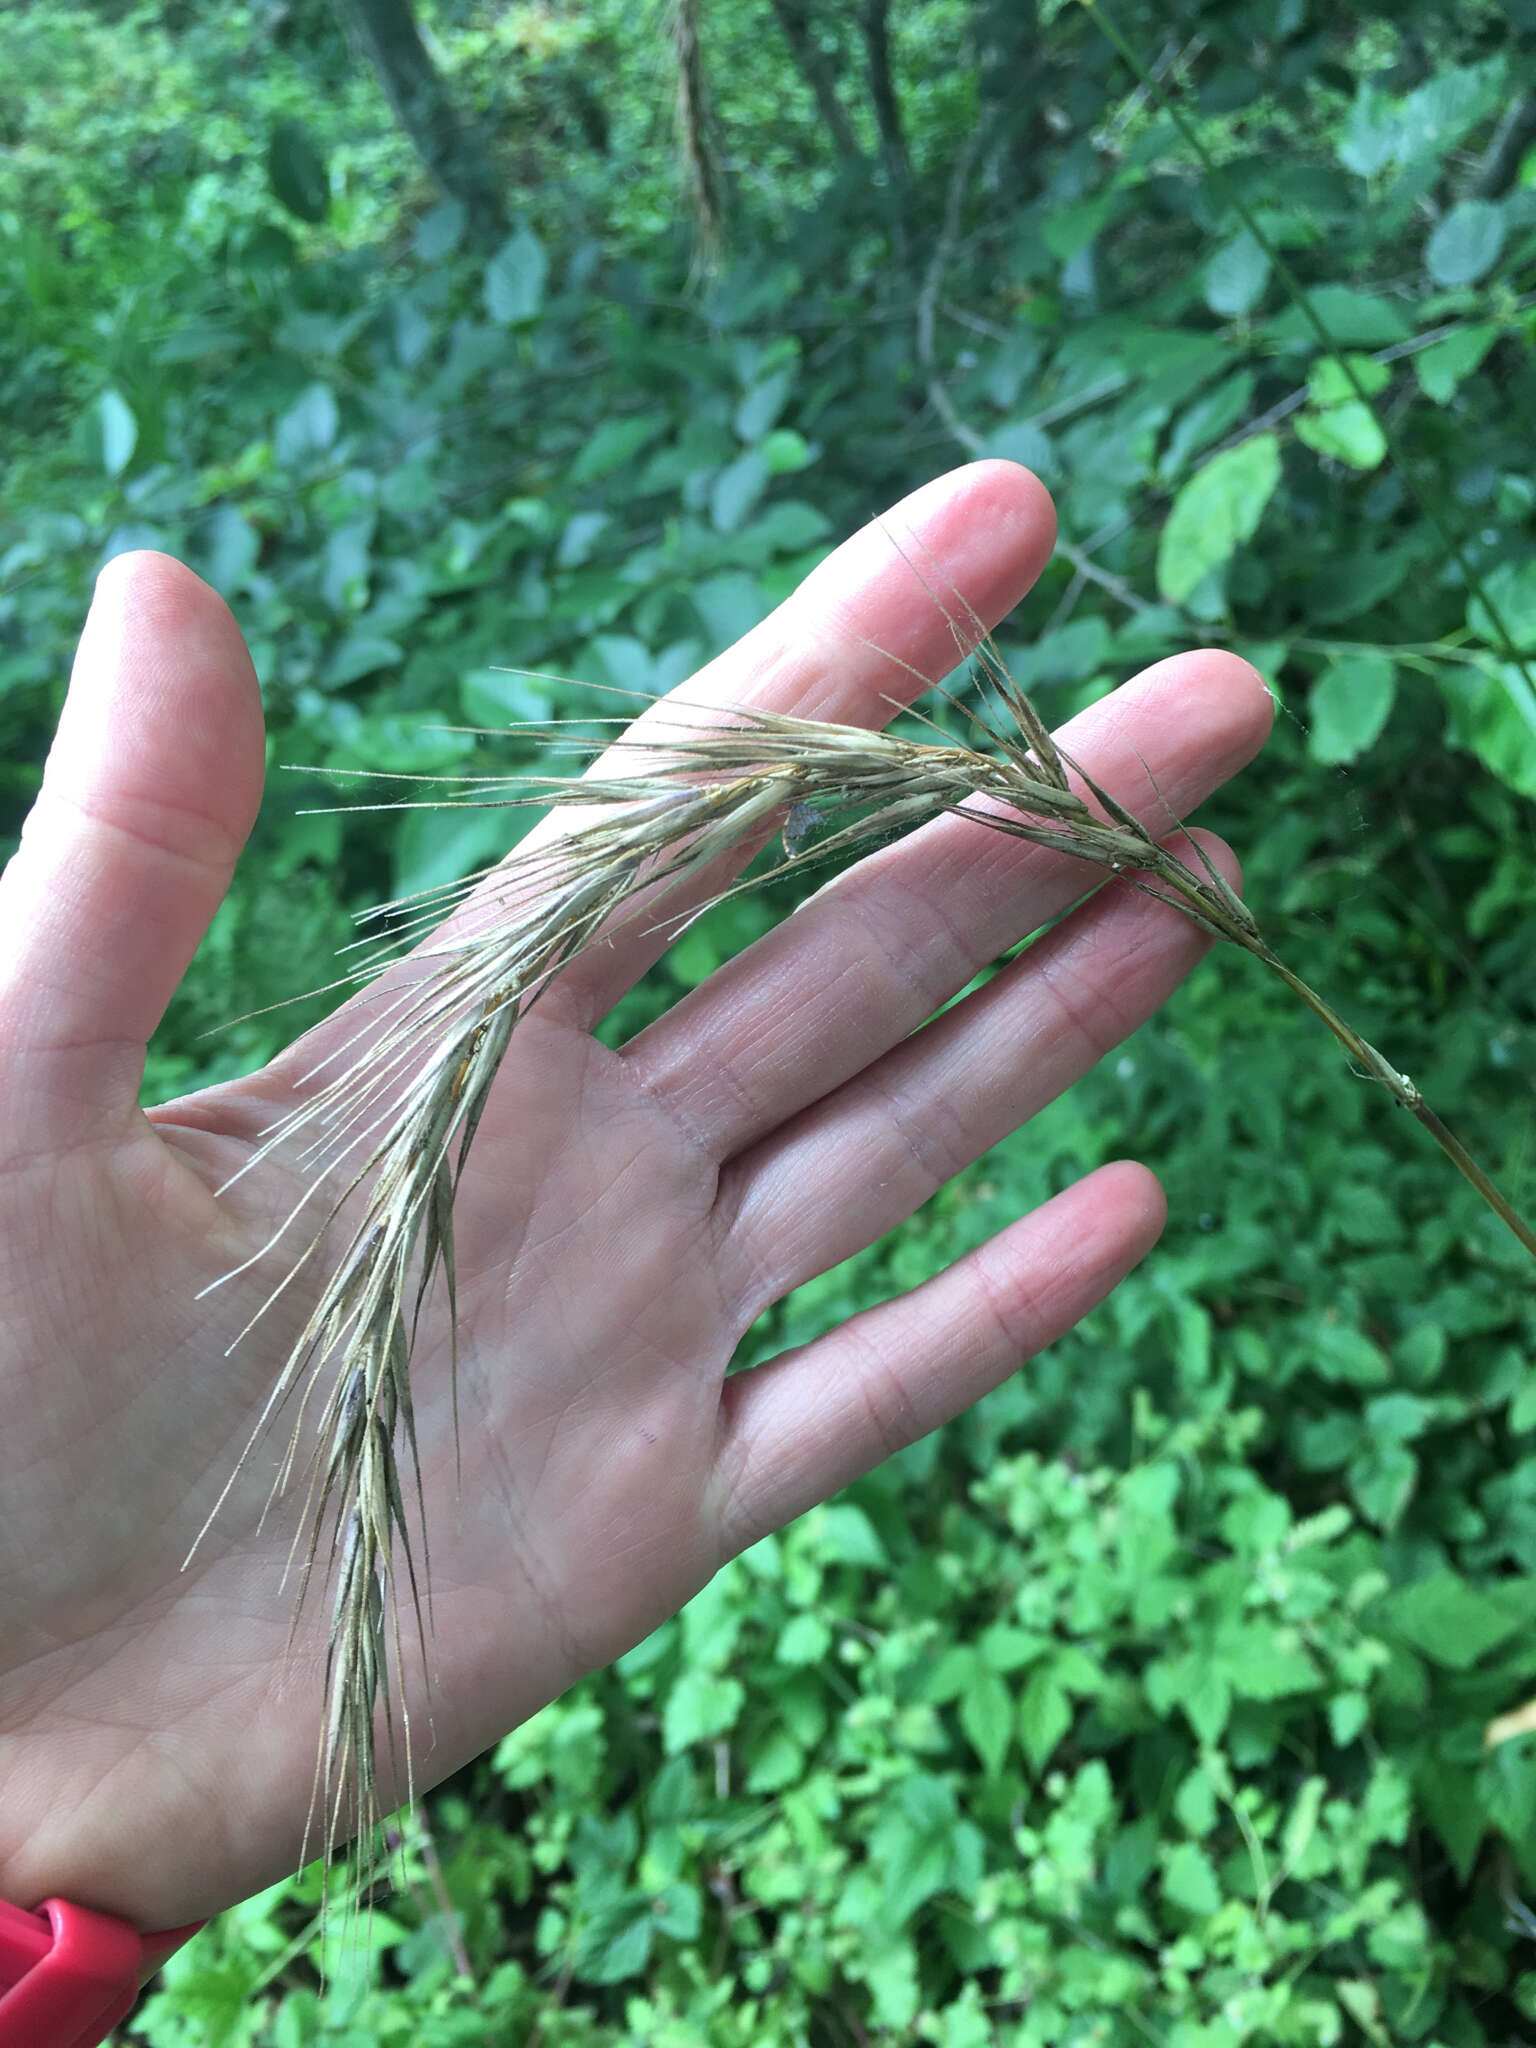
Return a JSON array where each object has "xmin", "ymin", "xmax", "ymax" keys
[{"xmin": 205, "ymin": 651, "xmax": 1536, "ymax": 1884}]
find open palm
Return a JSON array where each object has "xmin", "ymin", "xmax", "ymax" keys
[{"xmin": 0, "ymin": 463, "xmax": 1270, "ymax": 1933}]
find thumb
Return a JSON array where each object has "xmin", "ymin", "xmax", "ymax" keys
[{"xmin": 0, "ymin": 552, "xmax": 265, "ymax": 1149}]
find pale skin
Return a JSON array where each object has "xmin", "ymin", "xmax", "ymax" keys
[{"xmin": 0, "ymin": 461, "xmax": 1272, "ymax": 1934}]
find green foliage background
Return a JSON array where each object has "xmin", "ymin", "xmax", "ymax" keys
[{"xmin": 5, "ymin": 0, "xmax": 1536, "ymax": 2039}]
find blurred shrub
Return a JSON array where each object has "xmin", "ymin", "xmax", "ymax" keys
[{"xmin": 2, "ymin": 0, "xmax": 1534, "ymax": 2040}]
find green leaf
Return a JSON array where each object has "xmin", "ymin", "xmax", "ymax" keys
[
  {"xmin": 1337, "ymin": 1979, "xmax": 1389, "ymax": 2042},
  {"xmin": 1467, "ymin": 559, "xmax": 1536, "ymax": 651},
  {"xmin": 270, "ymin": 1989, "xmax": 318, "ymax": 2047},
  {"xmin": 1437, "ymin": 660, "xmax": 1536, "ymax": 799},
  {"xmin": 1307, "ymin": 652, "xmax": 1396, "ymax": 762},
  {"xmin": 1173, "ymin": 1765, "xmax": 1217, "ymax": 1836},
  {"xmin": 922, "ymin": 1645, "xmax": 981, "ymax": 1702},
  {"xmin": 868, "ymin": 1776, "xmax": 961, "ymax": 1925},
  {"xmin": 203, "ymin": 505, "xmax": 260, "ymax": 592},
  {"xmin": 1510, "ymin": 1373, "xmax": 1536, "ymax": 1435},
  {"xmin": 1426, "ymin": 199, "xmax": 1507, "ymax": 288},
  {"xmin": 134, "ymin": 1955, "xmax": 266, "ymax": 2048},
  {"xmin": 1224, "ymin": 1634, "xmax": 1323, "ymax": 1700},
  {"xmin": 484, "ymin": 227, "xmax": 548, "ymax": 324},
  {"xmin": 1161, "ymin": 1840, "xmax": 1222, "ymax": 1917},
  {"xmin": 711, "ymin": 448, "xmax": 769, "ymax": 533},
  {"xmin": 1281, "ymin": 1776, "xmax": 1327, "ymax": 1874},
  {"xmin": 1337, "ymin": 83, "xmax": 1398, "ymax": 176},
  {"xmin": 736, "ymin": 499, "xmax": 830, "ymax": 555},
  {"xmin": 414, "ymin": 199, "xmax": 466, "ymax": 261},
  {"xmin": 817, "ymin": 1502, "xmax": 887, "ymax": 1567},
  {"xmin": 760, "ymin": 427, "xmax": 814, "ymax": 475},
  {"xmin": 393, "ymin": 293, "xmax": 432, "ymax": 367},
  {"xmin": 1268, "ymin": 287, "xmax": 1410, "ymax": 346},
  {"xmin": 652, "ymin": 1881, "xmax": 702, "ymax": 1941},
  {"xmin": 1416, "ymin": 1760, "xmax": 1485, "ymax": 1881},
  {"xmin": 1294, "ymin": 1412, "xmax": 1362, "ymax": 1470},
  {"xmin": 693, "ymin": 572, "xmax": 772, "ymax": 647},
  {"xmin": 1329, "ymin": 1691, "xmax": 1370, "ymax": 1745},
  {"xmin": 667, "ymin": 924, "xmax": 719, "ymax": 987},
  {"xmin": 1295, "ymin": 401, "xmax": 1387, "ymax": 470},
  {"xmin": 1052, "ymin": 1644, "xmax": 1105, "ymax": 1696},
  {"xmin": 1019, "ymin": 1669, "xmax": 1072, "ymax": 1774},
  {"xmin": 1042, "ymin": 191, "xmax": 1118, "ymax": 260},
  {"xmin": 643, "ymin": 1753, "xmax": 696, "ymax": 1835},
  {"xmin": 267, "ymin": 118, "xmax": 329, "ymax": 223},
  {"xmin": 556, "ymin": 510, "xmax": 609, "ymax": 568},
  {"xmin": 776, "ymin": 1612, "xmax": 832, "ymax": 1666},
  {"xmin": 571, "ymin": 413, "xmax": 668, "ymax": 482},
  {"xmin": 313, "ymin": 1909, "xmax": 408, "ymax": 1977},
  {"xmin": 1414, "ymin": 321, "xmax": 1500, "ymax": 403},
  {"xmin": 1308, "ymin": 354, "xmax": 1391, "ymax": 405},
  {"xmin": 861, "ymin": 1941, "xmax": 920, "ymax": 2030},
  {"xmin": 274, "ymin": 382, "xmax": 338, "ymax": 464},
  {"xmin": 1480, "ymin": 1743, "xmax": 1536, "ymax": 1878},
  {"xmin": 153, "ymin": 318, "xmax": 244, "ymax": 365},
  {"xmin": 734, "ymin": 368, "xmax": 794, "ymax": 442},
  {"xmin": 1159, "ymin": 371, "xmax": 1255, "ymax": 483},
  {"xmin": 959, "ymin": 1669, "xmax": 1014, "ymax": 1776},
  {"xmin": 1395, "ymin": 60, "xmax": 1507, "ymax": 169},
  {"xmin": 679, "ymin": 1568, "xmax": 743, "ymax": 1671},
  {"xmin": 393, "ymin": 805, "xmax": 513, "ymax": 901},
  {"xmin": 97, "ymin": 388, "xmax": 138, "ymax": 478},
  {"xmin": 1366, "ymin": 1393, "xmax": 1434, "ymax": 1441},
  {"xmin": 1348, "ymin": 1440, "xmax": 1418, "ymax": 1530},
  {"xmin": 1308, "ymin": 1321, "xmax": 1390, "ymax": 1384},
  {"xmin": 1203, "ymin": 231, "xmax": 1270, "ymax": 318},
  {"xmin": 1361, "ymin": 1760, "xmax": 1413, "ymax": 1849},
  {"xmin": 745, "ymin": 1727, "xmax": 804, "ymax": 1793},
  {"xmin": 1309, "ymin": 539, "xmax": 1418, "ymax": 626},
  {"xmin": 662, "ymin": 1670, "xmax": 745, "ymax": 1751},
  {"xmin": 1385, "ymin": 1571, "xmax": 1519, "ymax": 1669},
  {"xmin": 326, "ymin": 633, "xmax": 401, "ymax": 688},
  {"xmin": 976, "ymin": 1623, "xmax": 1050, "ymax": 1674},
  {"xmin": 1145, "ymin": 1654, "xmax": 1230, "ymax": 1744},
  {"xmin": 1335, "ymin": 1183, "xmax": 1407, "ymax": 1247},
  {"xmin": 461, "ymin": 665, "xmax": 554, "ymax": 727},
  {"xmin": 1156, "ymin": 433, "xmax": 1282, "ymax": 604},
  {"xmin": 573, "ymin": 1900, "xmax": 653, "ymax": 1984},
  {"xmin": 982, "ymin": 418, "xmax": 1055, "ymax": 477}
]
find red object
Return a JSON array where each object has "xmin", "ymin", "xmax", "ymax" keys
[{"xmin": 0, "ymin": 1897, "xmax": 202, "ymax": 2047}]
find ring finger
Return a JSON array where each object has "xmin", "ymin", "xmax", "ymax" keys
[{"xmin": 622, "ymin": 649, "xmax": 1271, "ymax": 1156}]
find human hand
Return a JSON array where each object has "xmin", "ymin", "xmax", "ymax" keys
[{"xmin": 0, "ymin": 462, "xmax": 1271, "ymax": 1931}]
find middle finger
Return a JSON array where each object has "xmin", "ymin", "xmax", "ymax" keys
[{"xmin": 621, "ymin": 648, "xmax": 1272, "ymax": 1157}]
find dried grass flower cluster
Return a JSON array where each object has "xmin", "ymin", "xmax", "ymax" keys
[{"xmin": 197, "ymin": 628, "xmax": 1535, "ymax": 1879}]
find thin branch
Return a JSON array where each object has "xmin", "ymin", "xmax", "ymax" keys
[
  {"xmin": 1468, "ymin": 86, "xmax": 1536, "ymax": 200},
  {"xmin": 1041, "ymin": 564, "xmax": 1087, "ymax": 637},
  {"xmin": 916, "ymin": 118, "xmax": 997, "ymax": 456},
  {"xmin": 1205, "ymin": 300, "xmax": 1536, "ymax": 466},
  {"xmin": 671, "ymin": 0, "xmax": 726, "ymax": 266},
  {"xmin": 916, "ymin": 162, "xmax": 1151, "ymax": 624},
  {"xmin": 1098, "ymin": 32, "xmax": 1197, "ymax": 144},
  {"xmin": 939, "ymin": 298, "xmax": 1010, "ymax": 341},
  {"xmin": 1052, "ymin": 538, "xmax": 1154, "ymax": 615},
  {"xmin": 860, "ymin": 0, "xmax": 910, "ymax": 241},
  {"xmin": 767, "ymin": 0, "xmax": 863, "ymax": 160}
]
